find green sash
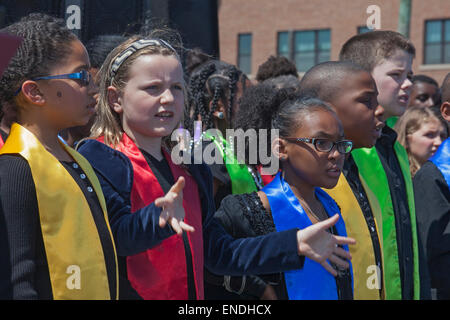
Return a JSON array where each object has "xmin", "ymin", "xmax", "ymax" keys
[
  {"xmin": 385, "ymin": 117, "xmax": 398, "ymax": 128},
  {"xmin": 203, "ymin": 131, "xmax": 258, "ymax": 194},
  {"xmin": 352, "ymin": 144, "xmax": 420, "ymax": 300}
]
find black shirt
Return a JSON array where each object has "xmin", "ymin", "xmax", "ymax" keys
[
  {"xmin": 0, "ymin": 128, "xmax": 8, "ymax": 143},
  {"xmin": 343, "ymin": 154, "xmax": 383, "ymax": 298},
  {"xmin": 139, "ymin": 148, "xmax": 197, "ymax": 300},
  {"xmin": 0, "ymin": 155, "xmax": 117, "ymax": 299},
  {"xmin": 375, "ymin": 126, "xmax": 414, "ymax": 299},
  {"xmin": 414, "ymin": 161, "xmax": 450, "ymax": 299},
  {"xmin": 208, "ymin": 192, "xmax": 353, "ymax": 300}
]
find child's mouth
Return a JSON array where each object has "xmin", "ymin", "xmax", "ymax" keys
[{"xmin": 155, "ymin": 111, "xmax": 174, "ymax": 118}]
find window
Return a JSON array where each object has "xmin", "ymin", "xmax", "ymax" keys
[
  {"xmin": 424, "ymin": 19, "xmax": 450, "ymax": 64},
  {"xmin": 294, "ymin": 29, "xmax": 330, "ymax": 72},
  {"xmin": 276, "ymin": 29, "xmax": 330, "ymax": 73},
  {"xmin": 238, "ymin": 33, "xmax": 252, "ymax": 74},
  {"xmin": 277, "ymin": 31, "xmax": 290, "ymax": 58}
]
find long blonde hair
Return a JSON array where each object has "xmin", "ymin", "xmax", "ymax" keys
[
  {"xmin": 89, "ymin": 34, "xmax": 186, "ymax": 148},
  {"xmin": 394, "ymin": 106, "xmax": 445, "ymax": 177}
]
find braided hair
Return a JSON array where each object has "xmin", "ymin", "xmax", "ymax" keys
[
  {"xmin": 185, "ymin": 60, "xmax": 246, "ymax": 134},
  {"xmin": 0, "ymin": 13, "xmax": 78, "ymax": 109}
]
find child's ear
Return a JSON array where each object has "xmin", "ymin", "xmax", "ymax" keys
[
  {"xmin": 441, "ymin": 101, "xmax": 450, "ymax": 122},
  {"xmin": 20, "ymin": 80, "xmax": 45, "ymax": 106},
  {"xmin": 107, "ymin": 86, "xmax": 123, "ymax": 114},
  {"xmin": 272, "ymin": 137, "xmax": 289, "ymax": 161},
  {"xmin": 209, "ymin": 99, "xmax": 226, "ymax": 120}
]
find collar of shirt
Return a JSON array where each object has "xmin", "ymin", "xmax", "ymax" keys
[{"xmin": 377, "ymin": 125, "xmax": 398, "ymax": 149}]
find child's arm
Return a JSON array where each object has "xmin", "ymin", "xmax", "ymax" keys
[
  {"xmin": 78, "ymin": 140, "xmax": 177, "ymax": 256},
  {"xmin": 0, "ymin": 155, "xmax": 42, "ymax": 299}
]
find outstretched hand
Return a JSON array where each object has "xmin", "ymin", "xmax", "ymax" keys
[
  {"xmin": 154, "ymin": 176, "xmax": 195, "ymax": 235},
  {"xmin": 296, "ymin": 214, "xmax": 356, "ymax": 277}
]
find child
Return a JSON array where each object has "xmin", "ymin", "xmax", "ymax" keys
[
  {"xmin": 413, "ymin": 72, "xmax": 450, "ymax": 299},
  {"xmin": 340, "ymin": 30, "xmax": 423, "ymax": 299},
  {"xmin": 408, "ymin": 75, "xmax": 441, "ymax": 109},
  {"xmin": 77, "ymin": 33, "xmax": 355, "ymax": 300},
  {"xmin": 394, "ymin": 106, "xmax": 447, "ymax": 177},
  {"xmin": 59, "ymin": 34, "xmax": 126, "ymax": 148},
  {"xmin": 299, "ymin": 61, "xmax": 385, "ymax": 300},
  {"xmin": 206, "ymin": 87, "xmax": 354, "ymax": 300},
  {"xmin": 0, "ymin": 14, "xmax": 118, "ymax": 299},
  {"xmin": 186, "ymin": 59, "xmax": 259, "ymax": 207}
]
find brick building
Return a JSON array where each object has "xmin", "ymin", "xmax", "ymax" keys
[{"xmin": 218, "ymin": 0, "xmax": 450, "ymax": 85}]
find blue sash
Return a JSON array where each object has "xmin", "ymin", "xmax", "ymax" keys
[
  {"xmin": 263, "ymin": 172, "xmax": 353, "ymax": 300},
  {"xmin": 430, "ymin": 138, "xmax": 450, "ymax": 191}
]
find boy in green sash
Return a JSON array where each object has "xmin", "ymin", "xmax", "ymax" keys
[
  {"xmin": 299, "ymin": 61, "xmax": 385, "ymax": 299},
  {"xmin": 339, "ymin": 30, "xmax": 428, "ymax": 299}
]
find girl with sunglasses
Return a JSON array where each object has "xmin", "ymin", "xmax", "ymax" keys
[
  {"xmin": 77, "ymin": 30, "xmax": 355, "ymax": 299},
  {"xmin": 207, "ymin": 87, "xmax": 354, "ymax": 300},
  {"xmin": 0, "ymin": 14, "xmax": 119, "ymax": 299}
]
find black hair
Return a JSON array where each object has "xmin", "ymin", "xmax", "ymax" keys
[
  {"xmin": 256, "ymin": 55, "xmax": 298, "ymax": 82},
  {"xmin": 411, "ymin": 74, "xmax": 439, "ymax": 87},
  {"xmin": 184, "ymin": 47, "xmax": 213, "ymax": 77},
  {"xmin": 262, "ymin": 74, "xmax": 301, "ymax": 91},
  {"xmin": 185, "ymin": 59, "xmax": 245, "ymax": 133},
  {"xmin": 298, "ymin": 61, "xmax": 368, "ymax": 102},
  {"xmin": 273, "ymin": 96, "xmax": 336, "ymax": 138},
  {"xmin": 233, "ymin": 83, "xmax": 334, "ymax": 165},
  {"xmin": 85, "ymin": 34, "xmax": 127, "ymax": 69},
  {"xmin": 0, "ymin": 13, "xmax": 78, "ymax": 108}
]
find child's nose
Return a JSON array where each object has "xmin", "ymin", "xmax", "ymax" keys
[{"xmin": 161, "ymin": 88, "xmax": 174, "ymax": 103}]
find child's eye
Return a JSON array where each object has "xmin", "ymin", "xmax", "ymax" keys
[
  {"xmin": 172, "ymin": 84, "xmax": 183, "ymax": 90},
  {"xmin": 425, "ymin": 132, "xmax": 437, "ymax": 138}
]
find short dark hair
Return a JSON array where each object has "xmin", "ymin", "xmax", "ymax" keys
[
  {"xmin": 298, "ymin": 61, "xmax": 368, "ymax": 102},
  {"xmin": 256, "ymin": 55, "xmax": 298, "ymax": 82},
  {"xmin": 411, "ymin": 74, "xmax": 438, "ymax": 87},
  {"xmin": 339, "ymin": 30, "xmax": 415, "ymax": 72}
]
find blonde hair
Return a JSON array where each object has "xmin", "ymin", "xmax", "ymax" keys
[
  {"xmin": 394, "ymin": 106, "xmax": 445, "ymax": 177},
  {"xmin": 89, "ymin": 34, "xmax": 186, "ymax": 148}
]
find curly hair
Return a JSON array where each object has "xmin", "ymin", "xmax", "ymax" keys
[
  {"xmin": 233, "ymin": 83, "xmax": 297, "ymax": 165},
  {"xmin": 185, "ymin": 59, "xmax": 245, "ymax": 133},
  {"xmin": 255, "ymin": 55, "xmax": 298, "ymax": 82},
  {"xmin": 0, "ymin": 13, "xmax": 78, "ymax": 108}
]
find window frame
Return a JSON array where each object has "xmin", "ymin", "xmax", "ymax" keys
[
  {"xmin": 237, "ymin": 33, "xmax": 253, "ymax": 74},
  {"xmin": 423, "ymin": 18, "xmax": 450, "ymax": 65}
]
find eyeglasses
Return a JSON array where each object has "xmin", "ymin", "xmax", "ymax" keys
[
  {"xmin": 283, "ymin": 137, "xmax": 353, "ymax": 154},
  {"xmin": 15, "ymin": 70, "xmax": 92, "ymax": 95}
]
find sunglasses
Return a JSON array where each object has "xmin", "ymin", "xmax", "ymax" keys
[
  {"xmin": 283, "ymin": 137, "xmax": 353, "ymax": 154},
  {"xmin": 15, "ymin": 70, "xmax": 92, "ymax": 95}
]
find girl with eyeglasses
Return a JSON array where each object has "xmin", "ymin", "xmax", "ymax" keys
[
  {"xmin": 76, "ymin": 30, "xmax": 355, "ymax": 300},
  {"xmin": 207, "ymin": 88, "xmax": 354, "ymax": 300},
  {"xmin": 0, "ymin": 14, "xmax": 118, "ymax": 299}
]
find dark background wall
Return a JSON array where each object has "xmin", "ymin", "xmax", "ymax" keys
[{"xmin": 0, "ymin": 0, "xmax": 219, "ymax": 58}]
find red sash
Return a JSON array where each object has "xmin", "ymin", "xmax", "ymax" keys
[
  {"xmin": 97, "ymin": 134, "xmax": 204, "ymax": 300},
  {"xmin": 0, "ymin": 135, "xmax": 4, "ymax": 149}
]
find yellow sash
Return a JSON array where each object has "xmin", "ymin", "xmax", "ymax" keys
[
  {"xmin": 0, "ymin": 123, "xmax": 118, "ymax": 299},
  {"xmin": 325, "ymin": 174, "xmax": 385, "ymax": 300}
]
